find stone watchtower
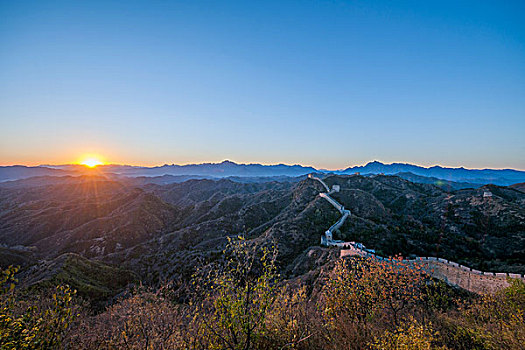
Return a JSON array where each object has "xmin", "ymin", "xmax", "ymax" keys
[{"xmin": 321, "ymin": 230, "xmax": 333, "ymax": 245}]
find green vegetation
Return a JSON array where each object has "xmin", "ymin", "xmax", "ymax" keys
[
  {"xmin": 28, "ymin": 253, "xmax": 137, "ymax": 308},
  {"xmin": 190, "ymin": 237, "xmax": 279, "ymax": 349},
  {"xmin": 0, "ymin": 266, "xmax": 77, "ymax": 349}
]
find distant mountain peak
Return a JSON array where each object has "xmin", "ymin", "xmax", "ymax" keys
[
  {"xmin": 343, "ymin": 162, "xmax": 525, "ymax": 186},
  {"xmin": 220, "ymin": 160, "xmax": 236, "ymax": 165}
]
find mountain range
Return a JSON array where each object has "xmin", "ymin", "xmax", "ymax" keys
[
  {"xmin": 1, "ymin": 172, "xmax": 524, "ymax": 306},
  {"xmin": 343, "ymin": 161, "xmax": 525, "ymax": 186},
  {"xmin": 2, "ymin": 160, "xmax": 525, "ymax": 186}
]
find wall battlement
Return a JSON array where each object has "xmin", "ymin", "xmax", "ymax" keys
[{"xmin": 340, "ymin": 248, "xmax": 525, "ymax": 294}]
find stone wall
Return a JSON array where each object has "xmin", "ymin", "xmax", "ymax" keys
[
  {"xmin": 415, "ymin": 258, "xmax": 522, "ymax": 294},
  {"xmin": 340, "ymin": 249, "xmax": 525, "ymax": 294}
]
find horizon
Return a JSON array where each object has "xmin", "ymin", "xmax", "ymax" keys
[
  {"xmin": 3, "ymin": 159, "xmax": 525, "ymax": 172},
  {"xmin": 1, "ymin": 1, "xmax": 524, "ymax": 170}
]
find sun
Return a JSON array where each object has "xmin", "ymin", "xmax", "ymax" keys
[{"xmin": 80, "ymin": 157, "xmax": 104, "ymax": 168}]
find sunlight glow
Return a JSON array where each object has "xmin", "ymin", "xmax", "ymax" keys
[{"xmin": 80, "ymin": 157, "xmax": 104, "ymax": 168}]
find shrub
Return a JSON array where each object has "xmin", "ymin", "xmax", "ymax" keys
[
  {"xmin": 371, "ymin": 317, "xmax": 443, "ymax": 350},
  {"xmin": 0, "ymin": 266, "xmax": 77, "ymax": 349},
  {"xmin": 191, "ymin": 236, "xmax": 279, "ymax": 350}
]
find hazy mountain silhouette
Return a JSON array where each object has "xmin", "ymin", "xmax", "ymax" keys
[
  {"xmin": 343, "ymin": 161, "xmax": 525, "ymax": 186},
  {"xmin": 1, "ymin": 160, "xmax": 524, "ymax": 186},
  {"xmin": 0, "ymin": 165, "xmax": 73, "ymax": 182}
]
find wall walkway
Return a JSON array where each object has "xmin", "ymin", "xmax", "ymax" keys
[{"xmin": 308, "ymin": 174, "xmax": 350, "ymax": 246}]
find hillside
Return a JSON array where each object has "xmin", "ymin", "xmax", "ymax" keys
[
  {"xmin": 394, "ymin": 171, "xmax": 480, "ymax": 190},
  {"xmin": 323, "ymin": 175, "xmax": 525, "ymax": 272},
  {"xmin": 510, "ymin": 182, "xmax": 525, "ymax": 193},
  {"xmin": 0, "ymin": 177, "xmax": 181, "ymax": 260},
  {"xmin": 21, "ymin": 253, "xmax": 137, "ymax": 307},
  {"xmin": 1, "ymin": 174, "xmax": 523, "ymax": 300}
]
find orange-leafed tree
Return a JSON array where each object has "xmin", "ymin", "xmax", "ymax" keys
[
  {"xmin": 322, "ymin": 256, "xmax": 428, "ymax": 348},
  {"xmin": 377, "ymin": 255, "xmax": 428, "ymax": 325}
]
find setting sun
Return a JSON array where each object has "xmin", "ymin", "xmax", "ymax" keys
[{"xmin": 80, "ymin": 158, "xmax": 104, "ymax": 168}]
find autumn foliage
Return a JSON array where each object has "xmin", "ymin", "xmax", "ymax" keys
[
  {"xmin": 2, "ymin": 241, "xmax": 525, "ymax": 349},
  {"xmin": 0, "ymin": 266, "xmax": 77, "ymax": 349}
]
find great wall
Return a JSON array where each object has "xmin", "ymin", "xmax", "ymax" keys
[{"xmin": 308, "ymin": 174, "xmax": 525, "ymax": 294}]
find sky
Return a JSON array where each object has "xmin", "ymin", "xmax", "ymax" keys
[{"xmin": 1, "ymin": 0, "xmax": 524, "ymax": 170}]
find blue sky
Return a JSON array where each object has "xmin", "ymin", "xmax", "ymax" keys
[{"xmin": 1, "ymin": 0, "xmax": 524, "ymax": 169}]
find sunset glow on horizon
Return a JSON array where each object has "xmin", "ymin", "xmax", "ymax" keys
[{"xmin": 79, "ymin": 157, "xmax": 104, "ymax": 168}]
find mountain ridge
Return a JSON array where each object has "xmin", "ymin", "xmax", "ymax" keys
[
  {"xmin": 1, "ymin": 160, "xmax": 525, "ymax": 186},
  {"xmin": 343, "ymin": 161, "xmax": 525, "ymax": 185}
]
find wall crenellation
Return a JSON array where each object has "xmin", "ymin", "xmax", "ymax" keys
[{"xmin": 339, "ymin": 241, "xmax": 525, "ymax": 294}]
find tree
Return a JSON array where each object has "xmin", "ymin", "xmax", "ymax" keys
[
  {"xmin": 322, "ymin": 256, "xmax": 428, "ymax": 349},
  {"xmin": 262, "ymin": 285, "xmax": 317, "ymax": 349},
  {"xmin": 192, "ymin": 236, "xmax": 279, "ymax": 350},
  {"xmin": 376, "ymin": 256, "xmax": 427, "ymax": 326}
]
